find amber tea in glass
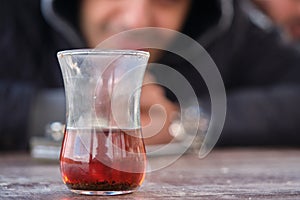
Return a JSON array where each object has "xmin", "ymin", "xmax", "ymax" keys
[{"xmin": 57, "ymin": 49, "xmax": 149, "ymax": 195}]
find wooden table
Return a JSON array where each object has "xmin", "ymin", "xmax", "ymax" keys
[{"xmin": 1, "ymin": 148, "xmax": 300, "ymax": 199}]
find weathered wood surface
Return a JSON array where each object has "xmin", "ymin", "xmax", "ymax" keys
[{"xmin": 1, "ymin": 148, "xmax": 300, "ymax": 199}]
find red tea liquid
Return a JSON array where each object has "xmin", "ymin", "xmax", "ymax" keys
[{"xmin": 60, "ymin": 128, "xmax": 146, "ymax": 192}]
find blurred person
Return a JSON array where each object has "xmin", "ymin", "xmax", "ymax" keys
[
  {"xmin": 1, "ymin": 0, "xmax": 300, "ymax": 151},
  {"xmin": 245, "ymin": 0, "xmax": 300, "ymax": 43}
]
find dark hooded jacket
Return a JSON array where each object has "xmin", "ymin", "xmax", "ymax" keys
[{"xmin": 1, "ymin": 0, "xmax": 300, "ymax": 150}]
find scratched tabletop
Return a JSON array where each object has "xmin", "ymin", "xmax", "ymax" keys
[{"xmin": 1, "ymin": 148, "xmax": 300, "ymax": 200}]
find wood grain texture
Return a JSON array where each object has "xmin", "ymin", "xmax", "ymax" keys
[{"xmin": 1, "ymin": 148, "xmax": 300, "ymax": 199}]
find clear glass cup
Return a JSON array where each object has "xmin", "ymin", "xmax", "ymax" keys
[{"xmin": 57, "ymin": 49, "xmax": 150, "ymax": 195}]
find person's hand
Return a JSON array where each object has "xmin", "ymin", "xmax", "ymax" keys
[{"xmin": 140, "ymin": 72, "xmax": 179, "ymax": 145}]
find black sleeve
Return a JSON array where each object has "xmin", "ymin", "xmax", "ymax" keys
[
  {"xmin": 217, "ymin": 85, "xmax": 300, "ymax": 146},
  {"xmin": 0, "ymin": 0, "xmax": 43, "ymax": 150},
  {"xmin": 0, "ymin": 81, "xmax": 36, "ymax": 150},
  {"xmin": 211, "ymin": 14, "xmax": 300, "ymax": 146}
]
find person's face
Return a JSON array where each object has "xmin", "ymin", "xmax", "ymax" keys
[
  {"xmin": 258, "ymin": 0, "xmax": 300, "ymax": 40},
  {"xmin": 80, "ymin": 0, "xmax": 191, "ymax": 48}
]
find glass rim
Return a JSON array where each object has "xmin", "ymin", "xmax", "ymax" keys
[{"xmin": 57, "ymin": 49, "xmax": 150, "ymax": 57}]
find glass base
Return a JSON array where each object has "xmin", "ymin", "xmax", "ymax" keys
[{"xmin": 70, "ymin": 189, "xmax": 134, "ymax": 196}]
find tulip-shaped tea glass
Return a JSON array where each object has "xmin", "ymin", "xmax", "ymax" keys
[{"xmin": 57, "ymin": 49, "xmax": 150, "ymax": 195}]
